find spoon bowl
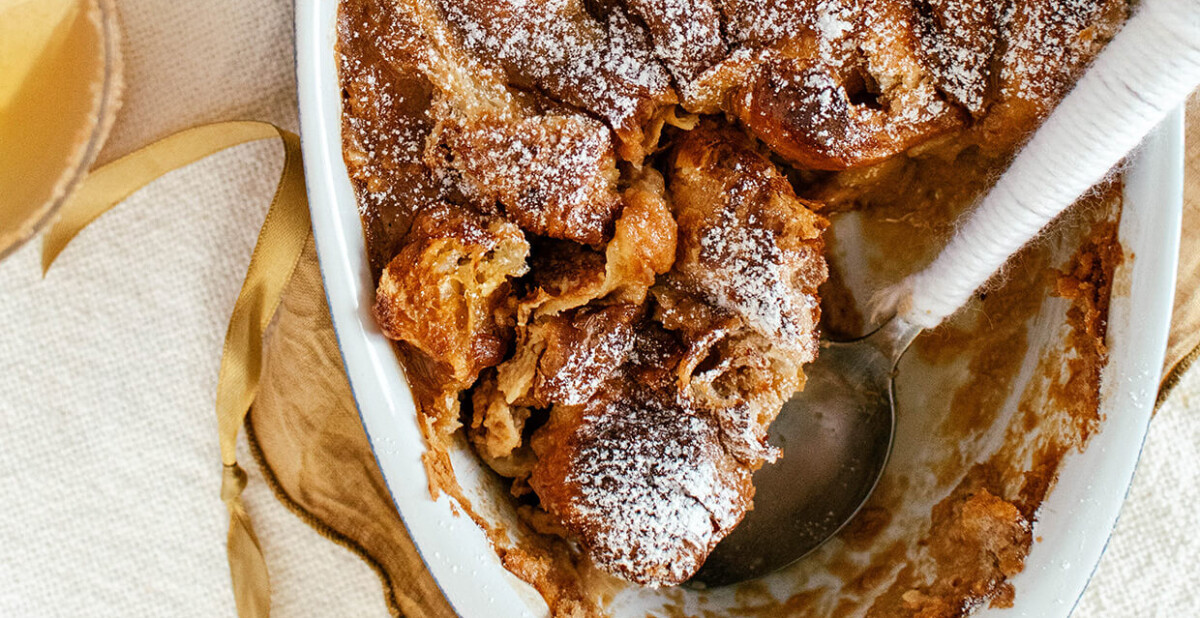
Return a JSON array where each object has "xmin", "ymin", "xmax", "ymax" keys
[
  {"xmin": 691, "ymin": 319, "xmax": 919, "ymax": 587},
  {"xmin": 692, "ymin": 0, "xmax": 1200, "ymax": 584}
]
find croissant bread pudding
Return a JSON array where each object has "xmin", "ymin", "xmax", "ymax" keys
[{"xmin": 338, "ymin": 0, "xmax": 1127, "ymax": 613}]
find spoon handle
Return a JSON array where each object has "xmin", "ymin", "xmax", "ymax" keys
[{"xmin": 893, "ymin": 0, "xmax": 1200, "ymax": 330}]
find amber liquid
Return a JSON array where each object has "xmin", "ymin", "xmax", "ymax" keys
[{"xmin": 0, "ymin": 0, "xmax": 105, "ymax": 258}]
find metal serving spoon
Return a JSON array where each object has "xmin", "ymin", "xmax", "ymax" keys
[{"xmin": 692, "ymin": 0, "xmax": 1200, "ymax": 587}]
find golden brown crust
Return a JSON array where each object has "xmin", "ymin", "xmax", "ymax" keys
[
  {"xmin": 599, "ymin": 0, "xmax": 727, "ymax": 84},
  {"xmin": 732, "ymin": 53, "xmax": 963, "ymax": 170},
  {"xmin": 435, "ymin": 0, "xmax": 678, "ymax": 164},
  {"xmin": 373, "ymin": 204, "xmax": 530, "ymax": 391},
  {"xmin": 529, "ymin": 372, "xmax": 755, "ymax": 588},
  {"xmin": 427, "ymin": 112, "xmax": 623, "ymax": 245},
  {"xmin": 911, "ymin": 0, "xmax": 1003, "ymax": 117},
  {"xmin": 659, "ymin": 123, "xmax": 828, "ymax": 463},
  {"xmin": 339, "ymin": 0, "xmax": 1124, "ymax": 607},
  {"xmin": 725, "ymin": 1, "xmax": 964, "ymax": 170}
]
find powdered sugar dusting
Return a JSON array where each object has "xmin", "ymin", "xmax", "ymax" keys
[
  {"xmin": 616, "ymin": 0, "xmax": 726, "ymax": 83},
  {"xmin": 437, "ymin": 0, "xmax": 673, "ymax": 131},
  {"xmin": 1000, "ymin": 0, "xmax": 1117, "ymax": 103},
  {"xmin": 337, "ymin": 0, "xmax": 1127, "ymax": 595},
  {"xmin": 553, "ymin": 384, "xmax": 750, "ymax": 587},
  {"xmin": 912, "ymin": 0, "xmax": 1001, "ymax": 115},
  {"xmin": 694, "ymin": 192, "xmax": 814, "ymax": 344},
  {"xmin": 813, "ymin": 0, "xmax": 857, "ymax": 56},
  {"xmin": 431, "ymin": 113, "xmax": 622, "ymax": 245},
  {"xmin": 669, "ymin": 127, "xmax": 826, "ymax": 352}
]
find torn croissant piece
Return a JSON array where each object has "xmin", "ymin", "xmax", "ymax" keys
[
  {"xmin": 368, "ymin": 0, "xmax": 635, "ymax": 248},
  {"xmin": 427, "ymin": 111, "xmax": 624, "ymax": 246},
  {"xmin": 518, "ymin": 239, "xmax": 610, "ymax": 323},
  {"xmin": 600, "ymin": 168, "xmax": 679, "ymax": 304},
  {"xmin": 658, "ymin": 122, "xmax": 829, "ymax": 464},
  {"xmin": 434, "ymin": 0, "xmax": 678, "ymax": 163},
  {"xmin": 517, "ymin": 167, "xmax": 677, "ymax": 321},
  {"xmin": 529, "ymin": 344, "xmax": 755, "ymax": 588},
  {"xmin": 472, "ymin": 303, "xmax": 644, "ymax": 495},
  {"xmin": 911, "ymin": 0, "xmax": 1003, "ymax": 117},
  {"xmin": 365, "ymin": 0, "xmax": 516, "ymax": 111},
  {"xmin": 373, "ymin": 203, "xmax": 530, "ymax": 397},
  {"xmin": 480, "ymin": 126, "xmax": 829, "ymax": 587},
  {"xmin": 468, "ymin": 371, "xmax": 538, "ymax": 484},
  {"xmin": 502, "ymin": 303, "xmax": 644, "ymax": 410},
  {"xmin": 688, "ymin": 0, "xmax": 963, "ymax": 169},
  {"xmin": 597, "ymin": 0, "xmax": 727, "ymax": 85}
]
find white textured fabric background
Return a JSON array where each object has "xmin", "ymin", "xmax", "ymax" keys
[{"xmin": 0, "ymin": 1, "xmax": 1194, "ymax": 616}]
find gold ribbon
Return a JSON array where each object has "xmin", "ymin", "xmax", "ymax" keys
[
  {"xmin": 42, "ymin": 122, "xmax": 286, "ymax": 271},
  {"xmin": 43, "ymin": 120, "xmax": 310, "ymax": 618}
]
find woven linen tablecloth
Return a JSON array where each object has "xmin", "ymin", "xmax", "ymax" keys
[{"xmin": 0, "ymin": 1, "xmax": 1195, "ymax": 616}]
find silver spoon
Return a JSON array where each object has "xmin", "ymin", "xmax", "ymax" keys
[{"xmin": 692, "ymin": 0, "xmax": 1200, "ymax": 587}]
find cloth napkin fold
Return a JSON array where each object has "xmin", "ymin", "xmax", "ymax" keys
[
  {"xmin": 1160, "ymin": 96, "xmax": 1200, "ymax": 404},
  {"xmin": 250, "ymin": 238, "xmax": 456, "ymax": 618},
  {"xmin": 240, "ymin": 99, "xmax": 1200, "ymax": 616}
]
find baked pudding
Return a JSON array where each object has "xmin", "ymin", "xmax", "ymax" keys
[{"xmin": 337, "ymin": 0, "xmax": 1127, "ymax": 613}]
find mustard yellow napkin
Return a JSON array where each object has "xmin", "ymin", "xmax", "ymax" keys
[
  {"xmin": 1159, "ymin": 95, "xmax": 1200, "ymax": 404},
  {"xmin": 248, "ymin": 238, "xmax": 456, "ymax": 618}
]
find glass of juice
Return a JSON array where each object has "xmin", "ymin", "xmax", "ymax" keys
[{"xmin": 0, "ymin": 0, "xmax": 121, "ymax": 261}]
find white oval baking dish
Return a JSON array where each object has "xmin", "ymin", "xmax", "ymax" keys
[{"xmin": 294, "ymin": 1, "xmax": 1183, "ymax": 615}]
